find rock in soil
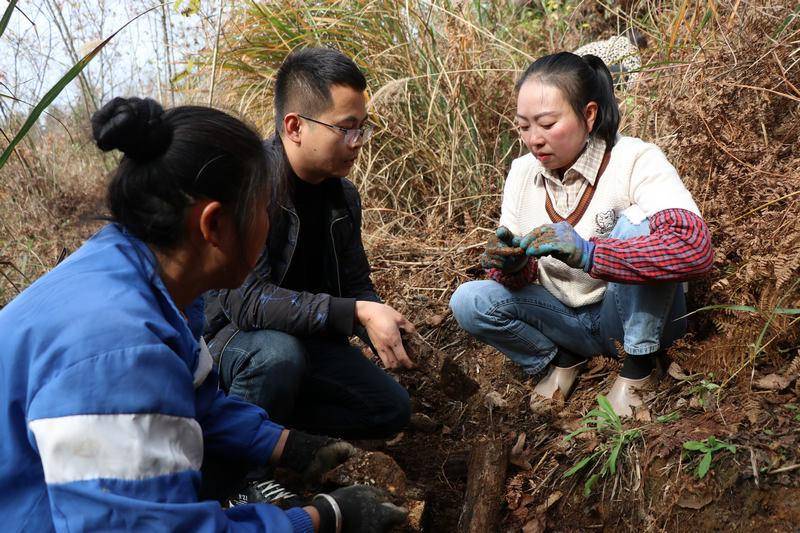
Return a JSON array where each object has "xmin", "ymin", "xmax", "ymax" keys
[
  {"xmin": 409, "ymin": 412, "xmax": 439, "ymax": 433},
  {"xmin": 323, "ymin": 450, "xmax": 407, "ymax": 496}
]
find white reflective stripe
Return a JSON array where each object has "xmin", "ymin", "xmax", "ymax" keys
[
  {"xmin": 194, "ymin": 338, "xmax": 213, "ymax": 388},
  {"xmin": 29, "ymin": 413, "xmax": 204, "ymax": 484}
]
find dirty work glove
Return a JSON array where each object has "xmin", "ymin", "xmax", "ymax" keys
[
  {"xmin": 311, "ymin": 485, "xmax": 408, "ymax": 533},
  {"xmin": 480, "ymin": 226, "xmax": 528, "ymax": 272},
  {"xmin": 515, "ymin": 221, "xmax": 595, "ymax": 271},
  {"xmin": 278, "ymin": 430, "xmax": 356, "ymax": 484}
]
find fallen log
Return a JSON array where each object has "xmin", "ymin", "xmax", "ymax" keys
[{"xmin": 458, "ymin": 438, "xmax": 509, "ymax": 532}]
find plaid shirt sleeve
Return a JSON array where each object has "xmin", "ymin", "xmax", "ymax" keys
[
  {"xmin": 589, "ymin": 208, "xmax": 713, "ymax": 283},
  {"xmin": 486, "ymin": 258, "xmax": 538, "ymax": 290}
]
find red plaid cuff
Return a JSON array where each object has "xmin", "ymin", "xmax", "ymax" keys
[
  {"xmin": 590, "ymin": 208, "xmax": 713, "ymax": 283},
  {"xmin": 486, "ymin": 259, "xmax": 538, "ymax": 290}
]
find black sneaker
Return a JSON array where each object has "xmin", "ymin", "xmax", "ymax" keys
[{"xmin": 228, "ymin": 478, "xmax": 303, "ymax": 508}]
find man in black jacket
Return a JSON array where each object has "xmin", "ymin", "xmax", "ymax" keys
[{"xmin": 205, "ymin": 47, "xmax": 414, "ymax": 439}]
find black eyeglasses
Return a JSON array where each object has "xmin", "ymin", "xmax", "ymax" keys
[{"xmin": 297, "ymin": 114, "xmax": 374, "ymax": 145}]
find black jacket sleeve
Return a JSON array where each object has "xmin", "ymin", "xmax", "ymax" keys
[{"xmin": 216, "ymin": 246, "xmax": 339, "ymax": 337}]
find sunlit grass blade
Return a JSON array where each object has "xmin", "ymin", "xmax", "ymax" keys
[
  {"xmin": 583, "ymin": 473, "xmax": 600, "ymax": 496},
  {"xmin": 0, "ymin": 0, "xmax": 17, "ymax": 39},
  {"xmin": 680, "ymin": 304, "xmax": 800, "ymax": 320},
  {"xmin": 0, "ymin": 4, "xmax": 161, "ymax": 171}
]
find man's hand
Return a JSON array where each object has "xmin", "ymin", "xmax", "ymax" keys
[
  {"xmin": 278, "ymin": 430, "xmax": 356, "ymax": 484},
  {"xmin": 355, "ymin": 301, "xmax": 416, "ymax": 370},
  {"xmin": 480, "ymin": 226, "xmax": 528, "ymax": 272},
  {"xmin": 515, "ymin": 221, "xmax": 595, "ymax": 271}
]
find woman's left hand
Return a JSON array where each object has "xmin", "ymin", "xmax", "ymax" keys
[{"xmin": 516, "ymin": 221, "xmax": 595, "ymax": 271}]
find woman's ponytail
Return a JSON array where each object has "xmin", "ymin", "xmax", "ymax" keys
[{"xmin": 582, "ymin": 54, "xmax": 620, "ymax": 148}]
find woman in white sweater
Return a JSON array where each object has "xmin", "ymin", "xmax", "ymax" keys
[{"xmin": 449, "ymin": 52, "xmax": 713, "ymax": 416}]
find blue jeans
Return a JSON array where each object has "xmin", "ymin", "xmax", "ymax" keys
[
  {"xmin": 214, "ymin": 330, "xmax": 410, "ymax": 439},
  {"xmin": 449, "ymin": 215, "xmax": 687, "ymax": 375}
]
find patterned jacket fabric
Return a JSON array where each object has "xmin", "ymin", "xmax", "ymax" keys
[
  {"xmin": 591, "ymin": 207, "xmax": 713, "ymax": 283},
  {"xmin": 574, "ymin": 35, "xmax": 642, "ymax": 90}
]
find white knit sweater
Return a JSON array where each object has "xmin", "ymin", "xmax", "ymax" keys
[{"xmin": 498, "ymin": 136, "xmax": 700, "ymax": 307}]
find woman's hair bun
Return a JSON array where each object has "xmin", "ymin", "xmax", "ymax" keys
[{"xmin": 91, "ymin": 97, "xmax": 173, "ymax": 161}]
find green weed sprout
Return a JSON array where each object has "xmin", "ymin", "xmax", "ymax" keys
[
  {"xmin": 682, "ymin": 436, "xmax": 736, "ymax": 478},
  {"xmin": 689, "ymin": 376, "xmax": 720, "ymax": 407},
  {"xmin": 563, "ymin": 395, "xmax": 642, "ymax": 496}
]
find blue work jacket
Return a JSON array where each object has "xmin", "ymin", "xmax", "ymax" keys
[{"xmin": 0, "ymin": 224, "xmax": 312, "ymax": 532}]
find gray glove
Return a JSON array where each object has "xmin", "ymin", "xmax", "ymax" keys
[{"xmin": 312, "ymin": 485, "xmax": 408, "ymax": 533}]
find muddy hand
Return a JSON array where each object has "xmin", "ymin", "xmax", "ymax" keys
[
  {"xmin": 356, "ymin": 301, "xmax": 416, "ymax": 370},
  {"xmin": 516, "ymin": 221, "xmax": 594, "ymax": 271},
  {"xmin": 480, "ymin": 226, "xmax": 528, "ymax": 272}
]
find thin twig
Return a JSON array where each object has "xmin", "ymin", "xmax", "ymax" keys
[
  {"xmin": 767, "ymin": 463, "xmax": 800, "ymax": 475},
  {"xmin": 208, "ymin": 0, "xmax": 225, "ymax": 106}
]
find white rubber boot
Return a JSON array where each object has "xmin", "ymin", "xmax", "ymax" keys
[
  {"xmin": 531, "ymin": 360, "xmax": 587, "ymax": 401},
  {"xmin": 605, "ymin": 370, "xmax": 658, "ymax": 417}
]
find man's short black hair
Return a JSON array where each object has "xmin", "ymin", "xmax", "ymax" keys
[{"xmin": 274, "ymin": 47, "xmax": 367, "ymax": 133}]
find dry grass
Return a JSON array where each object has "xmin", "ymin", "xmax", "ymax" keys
[{"xmin": 0, "ymin": 119, "xmax": 108, "ymax": 305}]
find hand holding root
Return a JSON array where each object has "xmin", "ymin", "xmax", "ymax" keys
[{"xmin": 479, "ymin": 226, "xmax": 528, "ymax": 272}]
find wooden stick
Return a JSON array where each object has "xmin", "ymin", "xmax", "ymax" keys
[{"xmin": 458, "ymin": 438, "xmax": 509, "ymax": 532}]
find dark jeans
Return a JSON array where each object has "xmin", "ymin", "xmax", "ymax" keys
[{"xmin": 215, "ymin": 330, "xmax": 410, "ymax": 440}]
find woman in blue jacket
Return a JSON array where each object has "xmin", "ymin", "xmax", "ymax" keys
[{"xmin": 0, "ymin": 97, "xmax": 405, "ymax": 532}]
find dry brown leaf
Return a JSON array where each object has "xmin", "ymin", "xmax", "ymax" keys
[
  {"xmin": 784, "ymin": 353, "xmax": 800, "ymax": 378},
  {"xmin": 677, "ymin": 491, "xmax": 713, "ymax": 510},
  {"xmin": 484, "ymin": 391, "xmax": 508, "ymax": 410},
  {"xmin": 510, "ymin": 432, "xmax": 532, "ymax": 470},
  {"xmin": 754, "ymin": 373, "xmax": 791, "ymax": 391},
  {"xmin": 668, "ymin": 362, "xmax": 690, "ymax": 381},
  {"xmin": 534, "ymin": 490, "xmax": 562, "ymax": 514},
  {"xmin": 522, "ymin": 515, "xmax": 546, "ymax": 533},
  {"xmin": 746, "ymin": 408, "xmax": 761, "ymax": 425},
  {"xmin": 512, "ymin": 494, "xmax": 535, "ymax": 521}
]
